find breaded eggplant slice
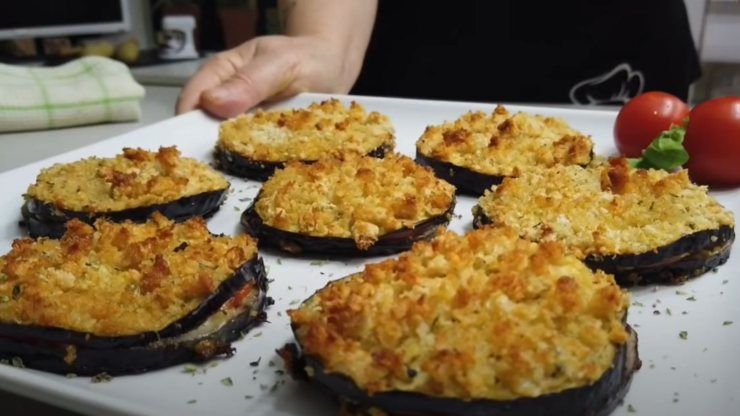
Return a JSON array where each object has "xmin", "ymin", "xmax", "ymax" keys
[
  {"xmin": 22, "ymin": 146, "xmax": 229, "ymax": 238},
  {"xmin": 473, "ymin": 158, "xmax": 735, "ymax": 285},
  {"xmin": 416, "ymin": 105, "xmax": 593, "ymax": 195},
  {"xmin": 0, "ymin": 214, "xmax": 269, "ymax": 375},
  {"xmin": 241, "ymin": 153, "xmax": 456, "ymax": 256},
  {"xmin": 282, "ymin": 227, "xmax": 639, "ymax": 416},
  {"xmin": 215, "ymin": 99, "xmax": 395, "ymax": 180}
]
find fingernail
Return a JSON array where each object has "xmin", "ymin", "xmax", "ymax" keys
[{"xmin": 205, "ymin": 87, "xmax": 232, "ymax": 103}]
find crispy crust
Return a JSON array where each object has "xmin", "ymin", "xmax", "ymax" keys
[
  {"xmin": 282, "ymin": 327, "xmax": 639, "ymax": 416},
  {"xmin": 416, "ymin": 152, "xmax": 504, "ymax": 195},
  {"xmin": 473, "ymin": 159, "xmax": 735, "ymax": 284},
  {"xmin": 474, "ymin": 209, "xmax": 733, "ymax": 286},
  {"xmin": 0, "ymin": 214, "xmax": 258, "ymax": 337},
  {"xmin": 21, "ymin": 188, "xmax": 227, "ymax": 239},
  {"xmin": 475, "ymin": 159, "xmax": 734, "ymax": 256},
  {"xmin": 214, "ymin": 142, "xmax": 393, "ymax": 181},
  {"xmin": 215, "ymin": 99, "xmax": 395, "ymax": 172},
  {"xmin": 251, "ymin": 154, "xmax": 456, "ymax": 250},
  {"xmin": 415, "ymin": 106, "xmax": 593, "ymax": 193},
  {"xmin": 0, "ymin": 257, "xmax": 270, "ymax": 375},
  {"xmin": 25, "ymin": 147, "xmax": 229, "ymax": 213},
  {"xmin": 241, "ymin": 198, "xmax": 455, "ymax": 256},
  {"xmin": 289, "ymin": 227, "xmax": 631, "ymax": 401}
]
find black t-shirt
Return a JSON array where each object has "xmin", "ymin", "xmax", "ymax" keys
[{"xmin": 352, "ymin": 0, "xmax": 700, "ymax": 104}]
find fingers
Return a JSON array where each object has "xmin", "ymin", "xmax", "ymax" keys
[
  {"xmin": 175, "ymin": 48, "xmax": 253, "ymax": 115},
  {"xmin": 200, "ymin": 51, "xmax": 299, "ymax": 119}
]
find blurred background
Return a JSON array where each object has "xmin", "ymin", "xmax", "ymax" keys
[
  {"xmin": 0, "ymin": 0, "xmax": 737, "ymax": 101},
  {"xmin": 0, "ymin": 0, "xmax": 280, "ymax": 86}
]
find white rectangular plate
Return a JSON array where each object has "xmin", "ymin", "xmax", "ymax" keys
[{"xmin": 0, "ymin": 93, "xmax": 738, "ymax": 416}]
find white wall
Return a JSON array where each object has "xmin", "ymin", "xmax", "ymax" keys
[
  {"xmin": 685, "ymin": 0, "xmax": 709, "ymax": 49},
  {"xmin": 122, "ymin": 0, "xmax": 156, "ymax": 49}
]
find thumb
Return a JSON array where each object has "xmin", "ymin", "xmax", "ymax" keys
[{"xmin": 201, "ymin": 53, "xmax": 298, "ymax": 118}]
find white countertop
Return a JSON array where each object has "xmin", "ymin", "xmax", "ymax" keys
[{"xmin": 0, "ymin": 85, "xmax": 181, "ymax": 416}]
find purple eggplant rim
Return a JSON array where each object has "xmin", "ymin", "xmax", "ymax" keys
[
  {"xmin": 0, "ymin": 257, "xmax": 270, "ymax": 376},
  {"xmin": 0, "ymin": 254, "xmax": 265, "ymax": 350},
  {"xmin": 21, "ymin": 186, "xmax": 229, "ymax": 239},
  {"xmin": 472, "ymin": 206, "xmax": 735, "ymax": 286},
  {"xmin": 415, "ymin": 151, "xmax": 594, "ymax": 197},
  {"xmin": 281, "ymin": 275, "xmax": 639, "ymax": 416},
  {"xmin": 214, "ymin": 143, "xmax": 394, "ymax": 181},
  {"xmin": 241, "ymin": 193, "xmax": 456, "ymax": 256}
]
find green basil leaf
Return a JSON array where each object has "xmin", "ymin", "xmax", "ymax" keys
[{"xmin": 633, "ymin": 125, "xmax": 689, "ymax": 170}]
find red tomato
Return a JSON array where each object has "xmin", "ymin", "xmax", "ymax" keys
[
  {"xmin": 684, "ymin": 96, "xmax": 740, "ymax": 186},
  {"xmin": 614, "ymin": 92, "xmax": 690, "ymax": 157}
]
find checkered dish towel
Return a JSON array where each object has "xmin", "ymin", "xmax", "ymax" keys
[{"xmin": 0, "ymin": 56, "xmax": 145, "ymax": 133}]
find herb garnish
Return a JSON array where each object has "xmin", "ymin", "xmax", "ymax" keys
[
  {"xmin": 183, "ymin": 364, "xmax": 200, "ymax": 375},
  {"xmin": 11, "ymin": 284, "xmax": 21, "ymax": 300},
  {"xmin": 91, "ymin": 372, "xmax": 113, "ymax": 383},
  {"xmin": 10, "ymin": 357, "xmax": 24, "ymax": 368},
  {"xmin": 628, "ymin": 125, "xmax": 689, "ymax": 171}
]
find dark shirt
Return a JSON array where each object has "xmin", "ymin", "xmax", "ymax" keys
[{"xmin": 352, "ymin": 0, "xmax": 700, "ymax": 104}]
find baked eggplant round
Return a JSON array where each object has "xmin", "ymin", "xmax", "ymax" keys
[
  {"xmin": 215, "ymin": 99, "xmax": 396, "ymax": 180},
  {"xmin": 472, "ymin": 158, "xmax": 736, "ymax": 285},
  {"xmin": 22, "ymin": 146, "xmax": 230, "ymax": 238},
  {"xmin": 0, "ymin": 213, "xmax": 269, "ymax": 375},
  {"xmin": 416, "ymin": 105, "xmax": 593, "ymax": 195},
  {"xmin": 240, "ymin": 153, "xmax": 456, "ymax": 256},
  {"xmin": 283, "ymin": 227, "xmax": 638, "ymax": 415}
]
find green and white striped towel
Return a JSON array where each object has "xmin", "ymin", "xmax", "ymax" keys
[{"xmin": 0, "ymin": 56, "xmax": 145, "ymax": 133}]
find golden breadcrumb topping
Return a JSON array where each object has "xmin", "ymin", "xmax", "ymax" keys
[
  {"xmin": 255, "ymin": 154, "xmax": 455, "ymax": 249},
  {"xmin": 477, "ymin": 158, "xmax": 735, "ymax": 257},
  {"xmin": 416, "ymin": 105, "xmax": 593, "ymax": 176},
  {"xmin": 26, "ymin": 147, "xmax": 229, "ymax": 213},
  {"xmin": 290, "ymin": 227, "xmax": 629, "ymax": 400},
  {"xmin": 217, "ymin": 99, "xmax": 395, "ymax": 163},
  {"xmin": 0, "ymin": 214, "xmax": 257, "ymax": 336}
]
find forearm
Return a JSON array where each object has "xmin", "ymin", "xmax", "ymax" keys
[{"xmin": 278, "ymin": 0, "xmax": 377, "ymax": 87}]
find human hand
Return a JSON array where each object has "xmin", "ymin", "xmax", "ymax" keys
[{"xmin": 176, "ymin": 35, "xmax": 357, "ymax": 118}]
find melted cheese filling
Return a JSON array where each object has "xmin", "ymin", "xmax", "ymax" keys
[
  {"xmin": 290, "ymin": 227, "xmax": 629, "ymax": 400},
  {"xmin": 217, "ymin": 99, "xmax": 395, "ymax": 162},
  {"xmin": 255, "ymin": 154, "xmax": 455, "ymax": 249},
  {"xmin": 476, "ymin": 159, "xmax": 735, "ymax": 256},
  {"xmin": 0, "ymin": 214, "xmax": 257, "ymax": 336},
  {"xmin": 26, "ymin": 147, "xmax": 229, "ymax": 213},
  {"xmin": 416, "ymin": 105, "xmax": 593, "ymax": 176}
]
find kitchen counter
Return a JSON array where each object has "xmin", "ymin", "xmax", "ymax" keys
[{"xmin": 0, "ymin": 86, "xmax": 181, "ymax": 174}]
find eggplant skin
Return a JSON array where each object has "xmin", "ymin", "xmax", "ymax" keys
[
  {"xmin": 0, "ymin": 256, "xmax": 263, "ymax": 350},
  {"xmin": 280, "ymin": 327, "xmax": 639, "ymax": 416},
  {"xmin": 415, "ymin": 152, "xmax": 594, "ymax": 197},
  {"xmin": 214, "ymin": 143, "xmax": 393, "ymax": 181},
  {"xmin": 21, "ymin": 188, "xmax": 228, "ymax": 239},
  {"xmin": 0, "ymin": 258, "xmax": 271, "ymax": 376},
  {"xmin": 240, "ymin": 198, "xmax": 456, "ymax": 256},
  {"xmin": 415, "ymin": 153, "xmax": 503, "ymax": 196},
  {"xmin": 473, "ymin": 207, "xmax": 735, "ymax": 286}
]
